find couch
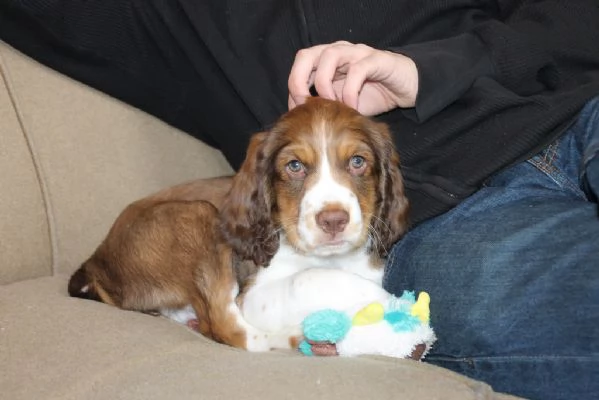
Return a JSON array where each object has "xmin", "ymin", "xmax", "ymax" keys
[{"xmin": 0, "ymin": 40, "xmax": 519, "ymax": 400}]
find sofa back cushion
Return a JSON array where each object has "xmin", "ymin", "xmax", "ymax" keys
[
  {"xmin": 0, "ymin": 54, "xmax": 52, "ymax": 284},
  {"xmin": 0, "ymin": 41, "xmax": 233, "ymax": 283}
]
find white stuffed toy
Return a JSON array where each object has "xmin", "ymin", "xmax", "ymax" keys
[{"xmin": 299, "ymin": 291, "xmax": 436, "ymax": 360}]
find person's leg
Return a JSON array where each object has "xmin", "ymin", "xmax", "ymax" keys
[
  {"xmin": 384, "ymin": 97, "xmax": 599, "ymax": 400},
  {"xmin": 582, "ymin": 101, "xmax": 599, "ymax": 202},
  {"xmin": 0, "ymin": 0, "xmax": 284, "ymax": 168}
]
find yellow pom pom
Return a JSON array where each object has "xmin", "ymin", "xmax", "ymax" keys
[
  {"xmin": 352, "ymin": 302, "xmax": 385, "ymax": 326},
  {"xmin": 411, "ymin": 292, "xmax": 431, "ymax": 323}
]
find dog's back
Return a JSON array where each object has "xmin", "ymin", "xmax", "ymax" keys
[
  {"xmin": 67, "ymin": 177, "xmax": 263, "ymax": 344},
  {"xmin": 68, "ymin": 176, "xmax": 233, "ymax": 299}
]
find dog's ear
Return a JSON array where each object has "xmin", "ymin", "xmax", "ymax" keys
[
  {"xmin": 220, "ymin": 132, "xmax": 279, "ymax": 266},
  {"xmin": 367, "ymin": 120, "xmax": 410, "ymax": 256}
]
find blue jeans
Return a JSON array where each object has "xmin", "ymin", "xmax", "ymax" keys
[{"xmin": 384, "ymin": 97, "xmax": 599, "ymax": 400}]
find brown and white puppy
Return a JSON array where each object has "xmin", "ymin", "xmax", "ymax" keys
[{"xmin": 69, "ymin": 97, "xmax": 409, "ymax": 352}]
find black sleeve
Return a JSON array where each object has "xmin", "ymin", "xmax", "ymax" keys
[{"xmin": 389, "ymin": 0, "xmax": 599, "ymax": 122}]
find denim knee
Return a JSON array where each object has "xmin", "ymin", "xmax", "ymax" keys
[{"xmin": 383, "ymin": 110, "xmax": 599, "ymax": 399}]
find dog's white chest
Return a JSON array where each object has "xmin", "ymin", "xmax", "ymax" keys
[
  {"xmin": 241, "ymin": 238, "xmax": 387, "ymax": 332},
  {"xmin": 253, "ymin": 238, "xmax": 383, "ymax": 286}
]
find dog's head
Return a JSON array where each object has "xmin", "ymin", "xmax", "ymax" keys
[{"xmin": 220, "ymin": 98, "xmax": 409, "ymax": 266}]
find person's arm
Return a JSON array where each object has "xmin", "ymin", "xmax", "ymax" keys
[
  {"xmin": 289, "ymin": 0, "xmax": 599, "ymax": 121},
  {"xmin": 393, "ymin": 0, "xmax": 599, "ymax": 121},
  {"xmin": 288, "ymin": 42, "xmax": 420, "ymax": 116}
]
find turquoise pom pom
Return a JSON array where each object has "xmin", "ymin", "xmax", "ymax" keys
[
  {"xmin": 385, "ymin": 291, "xmax": 422, "ymax": 332},
  {"xmin": 387, "ymin": 291, "xmax": 415, "ymax": 314},
  {"xmin": 384, "ymin": 311, "xmax": 421, "ymax": 332},
  {"xmin": 299, "ymin": 340, "xmax": 314, "ymax": 356},
  {"xmin": 399, "ymin": 290, "xmax": 416, "ymax": 303},
  {"xmin": 303, "ymin": 309, "xmax": 352, "ymax": 343}
]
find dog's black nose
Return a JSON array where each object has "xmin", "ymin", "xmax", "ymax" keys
[{"xmin": 316, "ymin": 210, "xmax": 349, "ymax": 235}]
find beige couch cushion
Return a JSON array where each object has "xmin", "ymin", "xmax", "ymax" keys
[
  {"xmin": 0, "ymin": 42, "xmax": 233, "ymax": 280},
  {"xmin": 0, "ymin": 276, "xmax": 517, "ymax": 400},
  {"xmin": 0, "ymin": 52, "xmax": 51, "ymax": 284}
]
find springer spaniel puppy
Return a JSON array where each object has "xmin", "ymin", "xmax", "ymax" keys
[{"xmin": 69, "ymin": 97, "xmax": 409, "ymax": 352}]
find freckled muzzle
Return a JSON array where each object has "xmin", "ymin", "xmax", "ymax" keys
[
  {"xmin": 315, "ymin": 209, "xmax": 349, "ymax": 236},
  {"xmin": 297, "ymin": 193, "xmax": 366, "ymax": 255}
]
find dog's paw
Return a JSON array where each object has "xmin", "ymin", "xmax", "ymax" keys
[{"xmin": 186, "ymin": 319, "xmax": 201, "ymax": 332}]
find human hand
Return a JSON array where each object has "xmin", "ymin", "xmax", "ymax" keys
[{"xmin": 288, "ymin": 41, "xmax": 419, "ymax": 116}]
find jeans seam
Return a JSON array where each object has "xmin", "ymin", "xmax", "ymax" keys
[
  {"xmin": 527, "ymin": 145, "xmax": 586, "ymax": 197},
  {"xmin": 583, "ymin": 142, "xmax": 599, "ymax": 167}
]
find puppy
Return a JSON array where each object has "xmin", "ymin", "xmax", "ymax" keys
[{"xmin": 69, "ymin": 98, "xmax": 409, "ymax": 352}]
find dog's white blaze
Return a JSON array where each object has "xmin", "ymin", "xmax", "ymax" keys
[{"xmin": 296, "ymin": 122, "xmax": 363, "ymax": 253}]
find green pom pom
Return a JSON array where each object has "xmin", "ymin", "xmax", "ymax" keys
[{"xmin": 303, "ymin": 309, "xmax": 352, "ymax": 343}]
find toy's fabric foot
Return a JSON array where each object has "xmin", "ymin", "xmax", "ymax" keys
[
  {"xmin": 409, "ymin": 343, "xmax": 426, "ymax": 360},
  {"xmin": 310, "ymin": 342, "xmax": 425, "ymax": 359},
  {"xmin": 307, "ymin": 340, "xmax": 338, "ymax": 356},
  {"xmin": 301, "ymin": 341, "xmax": 427, "ymax": 360}
]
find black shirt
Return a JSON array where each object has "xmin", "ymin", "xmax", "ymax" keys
[
  {"xmin": 3, "ymin": 0, "xmax": 599, "ymax": 225},
  {"xmin": 192, "ymin": 0, "xmax": 599, "ymax": 223}
]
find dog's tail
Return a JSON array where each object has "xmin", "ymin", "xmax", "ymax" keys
[{"xmin": 68, "ymin": 261, "xmax": 102, "ymax": 302}]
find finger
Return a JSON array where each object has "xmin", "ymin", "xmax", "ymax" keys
[
  {"xmin": 342, "ymin": 57, "xmax": 373, "ymax": 110},
  {"xmin": 288, "ymin": 45, "xmax": 327, "ymax": 106},
  {"xmin": 288, "ymin": 94, "xmax": 297, "ymax": 110},
  {"xmin": 313, "ymin": 43, "xmax": 370, "ymax": 102},
  {"xmin": 342, "ymin": 54, "xmax": 381, "ymax": 111},
  {"xmin": 312, "ymin": 45, "xmax": 351, "ymax": 101}
]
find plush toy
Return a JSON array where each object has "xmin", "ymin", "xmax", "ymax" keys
[{"xmin": 299, "ymin": 291, "xmax": 436, "ymax": 360}]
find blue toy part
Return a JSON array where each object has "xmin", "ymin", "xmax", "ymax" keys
[
  {"xmin": 299, "ymin": 340, "xmax": 314, "ymax": 356},
  {"xmin": 383, "ymin": 290, "xmax": 422, "ymax": 331},
  {"xmin": 302, "ymin": 309, "xmax": 352, "ymax": 343},
  {"xmin": 384, "ymin": 311, "xmax": 421, "ymax": 332},
  {"xmin": 386, "ymin": 291, "xmax": 415, "ymax": 313},
  {"xmin": 398, "ymin": 290, "xmax": 416, "ymax": 303}
]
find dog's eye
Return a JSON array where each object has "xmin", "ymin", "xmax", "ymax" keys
[
  {"xmin": 287, "ymin": 159, "xmax": 304, "ymax": 172},
  {"xmin": 348, "ymin": 155, "xmax": 367, "ymax": 176},
  {"xmin": 350, "ymin": 155, "xmax": 365, "ymax": 168},
  {"xmin": 286, "ymin": 159, "xmax": 306, "ymax": 179}
]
